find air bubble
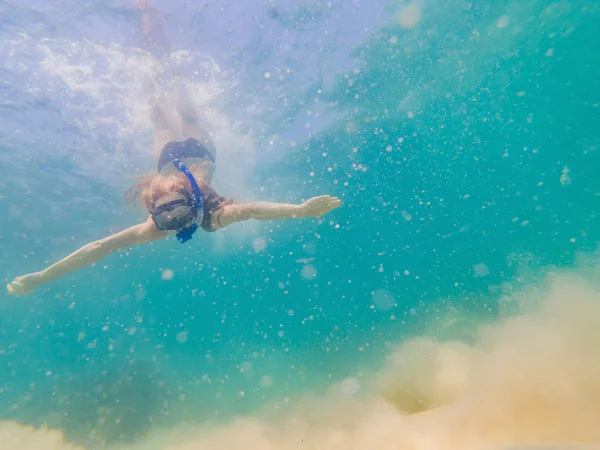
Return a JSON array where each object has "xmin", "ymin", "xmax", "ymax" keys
[
  {"xmin": 301, "ymin": 265, "xmax": 317, "ymax": 280},
  {"xmin": 176, "ymin": 331, "xmax": 188, "ymax": 344},
  {"xmin": 371, "ymin": 289, "xmax": 396, "ymax": 311}
]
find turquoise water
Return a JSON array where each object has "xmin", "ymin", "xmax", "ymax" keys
[{"xmin": 1, "ymin": 0, "xmax": 600, "ymax": 448}]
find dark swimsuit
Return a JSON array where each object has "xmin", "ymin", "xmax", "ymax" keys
[
  {"xmin": 158, "ymin": 137, "xmax": 225, "ymax": 232},
  {"xmin": 157, "ymin": 137, "xmax": 215, "ymax": 173}
]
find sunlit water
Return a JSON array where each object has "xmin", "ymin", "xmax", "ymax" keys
[{"xmin": 1, "ymin": 0, "xmax": 600, "ymax": 449}]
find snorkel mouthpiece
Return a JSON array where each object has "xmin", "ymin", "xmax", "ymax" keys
[{"xmin": 176, "ymin": 223, "xmax": 198, "ymax": 243}]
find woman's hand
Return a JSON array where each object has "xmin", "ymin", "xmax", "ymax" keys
[
  {"xmin": 300, "ymin": 195, "xmax": 342, "ymax": 218},
  {"xmin": 7, "ymin": 272, "xmax": 44, "ymax": 296}
]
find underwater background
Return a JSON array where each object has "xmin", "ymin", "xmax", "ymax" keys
[{"xmin": 1, "ymin": 0, "xmax": 600, "ymax": 448}]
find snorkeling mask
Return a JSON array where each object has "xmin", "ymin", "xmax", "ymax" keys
[{"xmin": 149, "ymin": 159, "xmax": 203, "ymax": 243}]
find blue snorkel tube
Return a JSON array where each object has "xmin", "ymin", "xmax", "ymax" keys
[{"xmin": 172, "ymin": 159, "xmax": 203, "ymax": 244}]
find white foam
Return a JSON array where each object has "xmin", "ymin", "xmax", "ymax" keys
[{"xmin": 4, "ymin": 36, "xmax": 257, "ymax": 198}]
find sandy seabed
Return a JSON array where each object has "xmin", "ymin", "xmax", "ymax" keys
[{"xmin": 4, "ymin": 268, "xmax": 600, "ymax": 450}]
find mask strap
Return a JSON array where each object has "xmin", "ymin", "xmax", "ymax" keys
[{"xmin": 172, "ymin": 159, "xmax": 203, "ymax": 210}]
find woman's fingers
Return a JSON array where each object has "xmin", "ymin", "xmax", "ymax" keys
[
  {"xmin": 327, "ymin": 197, "xmax": 341, "ymax": 208},
  {"xmin": 311, "ymin": 195, "xmax": 341, "ymax": 203}
]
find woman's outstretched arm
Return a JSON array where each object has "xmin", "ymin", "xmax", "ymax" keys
[
  {"xmin": 7, "ymin": 217, "xmax": 168, "ymax": 296},
  {"xmin": 216, "ymin": 195, "xmax": 342, "ymax": 228}
]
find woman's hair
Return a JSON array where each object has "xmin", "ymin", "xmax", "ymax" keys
[
  {"xmin": 126, "ymin": 172, "xmax": 230, "ymax": 213},
  {"xmin": 127, "ymin": 172, "xmax": 187, "ymax": 210}
]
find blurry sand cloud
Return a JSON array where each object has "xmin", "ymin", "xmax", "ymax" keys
[{"xmin": 4, "ymin": 268, "xmax": 600, "ymax": 449}]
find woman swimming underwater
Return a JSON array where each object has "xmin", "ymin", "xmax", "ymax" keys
[{"xmin": 6, "ymin": 2, "xmax": 341, "ymax": 296}]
